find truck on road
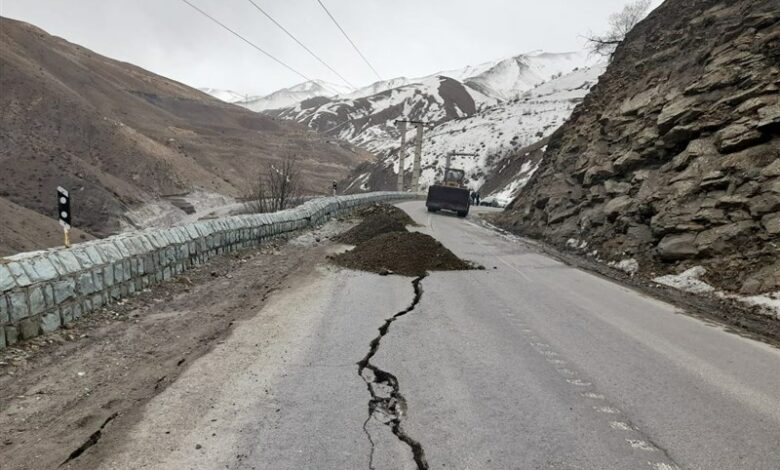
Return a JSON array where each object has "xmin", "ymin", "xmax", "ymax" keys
[{"xmin": 425, "ymin": 167, "xmax": 470, "ymax": 217}]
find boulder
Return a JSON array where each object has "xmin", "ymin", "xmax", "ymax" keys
[
  {"xmin": 695, "ymin": 221, "xmax": 757, "ymax": 253},
  {"xmin": 657, "ymin": 233, "xmax": 700, "ymax": 260},
  {"xmin": 657, "ymin": 95, "xmax": 705, "ymax": 132},
  {"xmin": 613, "ymin": 152, "xmax": 643, "ymax": 172},
  {"xmin": 604, "ymin": 195, "xmax": 635, "ymax": 216},
  {"xmin": 760, "ymin": 158, "xmax": 780, "ymax": 178},
  {"xmin": 749, "ymin": 193, "xmax": 780, "ymax": 216},
  {"xmin": 761, "ymin": 212, "xmax": 780, "ymax": 234},
  {"xmin": 715, "ymin": 195, "xmax": 749, "ymax": 208},
  {"xmin": 604, "ymin": 179, "xmax": 632, "ymax": 195},
  {"xmin": 662, "ymin": 124, "xmax": 701, "ymax": 148},
  {"xmin": 715, "ymin": 122, "xmax": 764, "ymax": 153},
  {"xmin": 756, "ymin": 103, "xmax": 780, "ymax": 129},
  {"xmin": 583, "ymin": 164, "xmax": 615, "ymax": 186},
  {"xmin": 735, "ymin": 95, "xmax": 777, "ymax": 114},
  {"xmin": 620, "ymin": 87, "xmax": 659, "ymax": 116},
  {"xmin": 739, "ymin": 260, "xmax": 780, "ymax": 295},
  {"xmin": 627, "ymin": 224, "xmax": 655, "ymax": 243},
  {"xmin": 633, "ymin": 127, "xmax": 660, "ymax": 150}
]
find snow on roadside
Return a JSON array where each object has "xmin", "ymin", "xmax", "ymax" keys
[
  {"xmin": 654, "ymin": 266, "xmax": 780, "ymax": 318},
  {"xmin": 654, "ymin": 266, "xmax": 715, "ymax": 294},
  {"xmin": 741, "ymin": 292, "xmax": 780, "ymax": 313},
  {"xmin": 609, "ymin": 258, "xmax": 639, "ymax": 276}
]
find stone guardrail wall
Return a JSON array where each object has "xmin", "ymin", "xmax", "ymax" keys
[{"xmin": 0, "ymin": 192, "xmax": 415, "ymax": 349}]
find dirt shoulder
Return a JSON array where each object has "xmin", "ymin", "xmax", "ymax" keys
[
  {"xmin": 477, "ymin": 215, "xmax": 780, "ymax": 348},
  {"xmin": 0, "ymin": 222, "xmax": 351, "ymax": 470}
]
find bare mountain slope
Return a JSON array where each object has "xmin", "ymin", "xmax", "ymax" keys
[
  {"xmin": 0, "ymin": 197, "xmax": 94, "ymax": 256},
  {"xmin": 496, "ymin": 0, "xmax": 780, "ymax": 294},
  {"xmin": 0, "ymin": 17, "xmax": 370, "ymax": 247}
]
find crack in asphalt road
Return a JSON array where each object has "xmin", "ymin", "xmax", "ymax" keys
[{"xmin": 358, "ymin": 275, "xmax": 429, "ymax": 470}]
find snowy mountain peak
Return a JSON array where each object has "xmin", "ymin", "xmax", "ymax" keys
[
  {"xmin": 242, "ymin": 79, "xmax": 352, "ymax": 112},
  {"xmin": 199, "ymin": 88, "xmax": 247, "ymax": 103},
  {"xmin": 464, "ymin": 50, "xmax": 598, "ymax": 100}
]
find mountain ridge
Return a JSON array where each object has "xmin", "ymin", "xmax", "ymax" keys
[{"xmin": 0, "ymin": 16, "xmax": 370, "ymax": 254}]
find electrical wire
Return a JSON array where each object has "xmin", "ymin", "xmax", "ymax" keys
[
  {"xmin": 245, "ymin": 0, "xmax": 355, "ymax": 89},
  {"xmin": 315, "ymin": 0, "xmax": 382, "ymax": 81},
  {"xmin": 180, "ymin": 0, "xmax": 311, "ymax": 82}
]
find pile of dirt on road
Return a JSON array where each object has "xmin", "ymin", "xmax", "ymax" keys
[
  {"xmin": 335, "ymin": 204, "xmax": 416, "ymax": 245},
  {"xmin": 332, "ymin": 231, "xmax": 472, "ymax": 276}
]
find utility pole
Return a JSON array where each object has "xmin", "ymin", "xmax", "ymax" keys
[
  {"xmin": 396, "ymin": 121, "xmax": 407, "ymax": 192},
  {"xmin": 396, "ymin": 119, "xmax": 433, "ymax": 193},
  {"xmin": 412, "ymin": 123, "xmax": 424, "ymax": 192}
]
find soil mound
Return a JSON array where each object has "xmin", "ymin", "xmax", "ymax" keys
[
  {"xmin": 335, "ymin": 204, "xmax": 416, "ymax": 244},
  {"xmin": 332, "ymin": 231, "xmax": 472, "ymax": 276}
]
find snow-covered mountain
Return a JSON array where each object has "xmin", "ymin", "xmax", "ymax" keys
[
  {"xmin": 464, "ymin": 50, "xmax": 598, "ymax": 100},
  {"xmin": 241, "ymin": 79, "xmax": 352, "ymax": 112},
  {"xmin": 199, "ymin": 88, "xmax": 247, "ymax": 103},
  {"xmin": 256, "ymin": 50, "xmax": 603, "ymax": 201},
  {"xmin": 343, "ymin": 63, "xmax": 606, "ymax": 197}
]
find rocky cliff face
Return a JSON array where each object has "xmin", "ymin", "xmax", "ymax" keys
[{"xmin": 497, "ymin": 0, "xmax": 780, "ymax": 294}]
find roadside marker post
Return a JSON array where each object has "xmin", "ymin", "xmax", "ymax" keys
[{"xmin": 57, "ymin": 186, "xmax": 71, "ymax": 248}]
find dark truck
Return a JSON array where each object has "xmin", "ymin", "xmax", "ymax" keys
[{"xmin": 425, "ymin": 168, "xmax": 470, "ymax": 217}]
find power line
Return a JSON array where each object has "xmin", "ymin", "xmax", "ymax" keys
[
  {"xmin": 315, "ymin": 0, "xmax": 382, "ymax": 81},
  {"xmin": 179, "ymin": 0, "xmax": 311, "ymax": 82},
  {"xmin": 245, "ymin": 0, "xmax": 356, "ymax": 89}
]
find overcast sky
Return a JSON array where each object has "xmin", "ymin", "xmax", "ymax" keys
[{"xmin": 1, "ymin": 0, "xmax": 662, "ymax": 96}]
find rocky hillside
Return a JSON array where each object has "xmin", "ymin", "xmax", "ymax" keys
[
  {"xmin": 496, "ymin": 0, "xmax": 779, "ymax": 295},
  {"xmin": 0, "ymin": 17, "xmax": 371, "ymax": 253}
]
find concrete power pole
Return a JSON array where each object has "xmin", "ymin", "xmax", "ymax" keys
[
  {"xmin": 396, "ymin": 121, "xmax": 407, "ymax": 192},
  {"xmin": 411, "ymin": 123, "xmax": 424, "ymax": 193},
  {"xmin": 396, "ymin": 119, "xmax": 431, "ymax": 193}
]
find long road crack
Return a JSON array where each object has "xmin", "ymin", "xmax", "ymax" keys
[{"xmin": 358, "ymin": 275, "xmax": 429, "ymax": 470}]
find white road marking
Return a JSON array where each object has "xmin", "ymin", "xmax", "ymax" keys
[
  {"xmin": 567, "ymin": 379, "xmax": 592, "ymax": 387},
  {"xmin": 594, "ymin": 406, "xmax": 621, "ymax": 414},
  {"xmin": 581, "ymin": 392, "xmax": 605, "ymax": 400},
  {"xmin": 650, "ymin": 463, "xmax": 681, "ymax": 470},
  {"xmin": 610, "ymin": 421, "xmax": 633, "ymax": 431},
  {"xmin": 626, "ymin": 439, "xmax": 657, "ymax": 451}
]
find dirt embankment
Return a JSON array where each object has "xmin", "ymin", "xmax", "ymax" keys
[
  {"xmin": 331, "ymin": 204, "xmax": 472, "ymax": 276},
  {"xmin": 0, "ymin": 230, "xmax": 334, "ymax": 470}
]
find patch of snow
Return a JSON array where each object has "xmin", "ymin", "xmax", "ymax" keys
[
  {"xmin": 738, "ymin": 292, "xmax": 780, "ymax": 316},
  {"xmin": 655, "ymin": 267, "xmax": 780, "ymax": 318},
  {"xmin": 609, "ymin": 258, "xmax": 639, "ymax": 275},
  {"xmin": 489, "ymin": 158, "xmax": 543, "ymax": 206},
  {"xmin": 654, "ymin": 266, "xmax": 715, "ymax": 294}
]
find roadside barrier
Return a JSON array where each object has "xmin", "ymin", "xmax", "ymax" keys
[{"xmin": 0, "ymin": 192, "xmax": 415, "ymax": 348}]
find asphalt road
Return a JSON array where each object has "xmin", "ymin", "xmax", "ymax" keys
[{"xmin": 95, "ymin": 201, "xmax": 780, "ymax": 470}]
